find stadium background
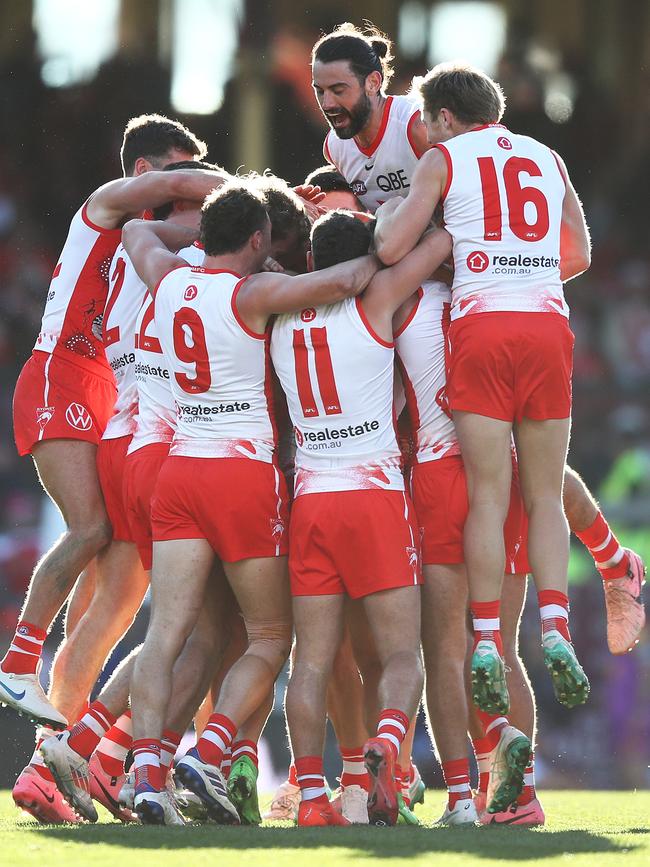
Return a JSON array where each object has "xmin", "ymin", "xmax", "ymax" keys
[{"xmin": 0, "ymin": 0, "xmax": 648, "ymax": 794}]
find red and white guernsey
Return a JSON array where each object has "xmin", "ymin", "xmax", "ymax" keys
[
  {"xmin": 394, "ymin": 280, "xmax": 460, "ymax": 463},
  {"xmin": 325, "ymin": 95, "xmax": 424, "ymax": 213},
  {"xmin": 128, "ymin": 243, "xmax": 203, "ymax": 454},
  {"xmin": 102, "ymin": 245, "xmax": 148, "ymax": 440},
  {"xmin": 36, "ymin": 201, "xmax": 122, "ymax": 377},
  {"xmin": 154, "ymin": 265, "xmax": 276, "ymax": 462},
  {"xmin": 270, "ymin": 297, "xmax": 403, "ymax": 495},
  {"xmin": 436, "ymin": 125, "xmax": 567, "ymax": 320}
]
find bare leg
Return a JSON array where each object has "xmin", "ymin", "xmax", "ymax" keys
[
  {"xmin": 64, "ymin": 562, "xmax": 97, "ymax": 636},
  {"xmin": 49, "ymin": 541, "xmax": 148, "ymax": 720},
  {"xmin": 347, "ymin": 601, "xmax": 381, "ymax": 732},
  {"xmin": 327, "ymin": 626, "xmax": 368, "ymax": 750},
  {"xmin": 562, "ymin": 465, "xmax": 598, "ymax": 532},
  {"xmin": 286, "ymin": 594, "xmax": 346, "ymax": 759},
  {"xmin": 23, "ymin": 440, "xmax": 112, "ymax": 628}
]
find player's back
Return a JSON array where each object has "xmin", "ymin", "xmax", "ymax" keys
[
  {"xmin": 437, "ymin": 124, "xmax": 566, "ymax": 319},
  {"xmin": 271, "ymin": 295, "xmax": 402, "ymax": 494},
  {"xmin": 325, "ymin": 95, "xmax": 422, "ymax": 213},
  {"xmin": 154, "ymin": 265, "xmax": 276, "ymax": 462},
  {"xmin": 37, "ymin": 201, "xmax": 122, "ymax": 376},
  {"xmin": 394, "ymin": 279, "xmax": 459, "ymax": 463}
]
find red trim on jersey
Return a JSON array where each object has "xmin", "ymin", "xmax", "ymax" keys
[
  {"xmin": 151, "ymin": 264, "xmax": 191, "ymax": 299},
  {"xmin": 407, "ymin": 111, "xmax": 428, "ymax": 158},
  {"xmin": 355, "ymin": 297, "xmax": 394, "ymax": 348},
  {"xmin": 355, "ymin": 96, "xmax": 394, "ymax": 157},
  {"xmin": 193, "ymin": 241, "xmax": 205, "ymax": 249},
  {"xmin": 395, "ymin": 352, "xmax": 420, "ymax": 454},
  {"xmin": 81, "ymin": 200, "xmax": 123, "ymax": 237},
  {"xmin": 435, "ymin": 144, "xmax": 453, "ymax": 203},
  {"xmin": 467, "ymin": 123, "xmax": 508, "ymax": 134},
  {"xmin": 323, "ymin": 133, "xmax": 334, "ymax": 165},
  {"xmin": 393, "ymin": 288, "xmax": 424, "ymax": 338},
  {"xmin": 231, "ymin": 277, "xmax": 266, "ymax": 340},
  {"xmin": 550, "ymin": 150, "xmax": 568, "ymax": 189}
]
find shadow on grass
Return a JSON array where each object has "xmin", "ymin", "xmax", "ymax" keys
[{"xmin": 33, "ymin": 823, "xmax": 643, "ymax": 860}]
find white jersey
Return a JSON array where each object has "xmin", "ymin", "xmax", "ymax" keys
[
  {"xmin": 271, "ymin": 296, "xmax": 403, "ymax": 495},
  {"xmin": 154, "ymin": 264, "xmax": 276, "ymax": 462},
  {"xmin": 102, "ymin": 245, "xmax": 148, "ymax": 440},
  {"xmin": 325, "ymin": 95, "xmax": 423, "ymax": 213},
  {"xmin": 436, "ymin": 124, "xmax": 567, "ymax": 320},
  {"xmin": 394, "ymin": 281, "xmax": 459, "ymax": 463},
  {"xmin": 36, "ymin": 201, "xmax": 121, "ymax": 379},
  {"xmin": 128, "ymin": 243, "xmax": 203, "ymax": 454}
]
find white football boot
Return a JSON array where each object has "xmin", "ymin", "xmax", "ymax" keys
[
  {"xmin": 175, "ymin": 752, "xmax": 240, "ymax": 825},
  {"xmin": 341, "ymin": 784, "xmax": 369, "ymax": 824},
  {"xmin": 0, "ymin": 665, "xmax": 67, "ymax": 729},
  {"xmin": 134, "ymin": 789, "xmax": 186, "ymax": 825},
  {"xmin": 39, "ymin": 730, "xmax": 97, "ymax": 822},
  {"xmin": 436, "ymin": 797, "xmax": 479, "ymax": 826}
]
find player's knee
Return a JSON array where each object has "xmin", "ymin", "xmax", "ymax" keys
[
  {"xmin": 386, "ymin": 648, "xmax": 424, "ymax": 689},
  {"xmin": 244, "ymin": 617, "xmax": 293, "ymax": 672},
  {"xmin": 71, "ymin": 516, "xmax": 112, "ymax": 551}
]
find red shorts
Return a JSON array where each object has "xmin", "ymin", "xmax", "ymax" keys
[
  {"xmin": 411, "ymin": 455, "xmax": 530, "ymax": 574},
  {"xmin": 13, "ymin": 350, "xmax": 117, "ymax": 456},
  {"xmin": 447, "ymin": 312, "xmax": 574, "ymax": 422},
  {"xmin": 151, "ymin": 456, "xmax": 289, "ymax": 562},
  {"xmin": 123, "ymin": 443, "xmax": 170, "ymax": 570},
  {"xmin": 289, "ymin": 489, "xmax": 422, "ymax": 599},
  {"xmin": 97, "ymin": 435, "xmax": 133, "ymax": 543}
]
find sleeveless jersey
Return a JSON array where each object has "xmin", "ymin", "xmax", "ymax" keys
[
  {"xmin": 128, "ymin": 243, "xmax": 203, "ymax": 454},
  {"xmin": 394, "ymin": 281, "xmax": 459, "ymax": 464},
  {"xmin": 154, "ymin": 265, "xmax": 276, "ymax": 462},
  {"xmin": 36, "ymin": 201, "xmax": 122, "ymax": 378},
  {"xmin": 270, "ymin": 296, "xmax": 403, "ymax": 495},
  {"xmin": 102, "ymin": 245, "xmax": 148, "ymax": 440},
  {"xmin": 436, "ymin": 125, "xmax": 567, "ymax": 320},
  {"xmin": 324, "ymin": 95, "xmax": 423, "ymax": 214}
]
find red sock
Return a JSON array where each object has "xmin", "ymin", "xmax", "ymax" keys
[
  {"xmin": 470, "ymin": 601, "xmax": 503, "ymax": 656},
  {"xmin": 376, "ymin": 708, "xmax": 410, "ymax": 759},
  {"xmin": 538, "ymin": 589, "xmax": 572, "ymax": 641},
  {"xmin": 159, "ymin": 729, "xmax": 181, "ymax": 780},
  {"xmin": 232, "ymin": 739, "xmax": 258, "ymax": 768},
  {"xmin": 96, "ymin": 712, "xmax": 132, "ymax": 777},
  {"xmin": 132, "ymin": 738, "xmax": 161, "ymax": 793},
  {"xmin": 1, "ymin": 621, "xmax": 46, "ymax": 676},
  {"xmin": 288, "ymin": 763, "xmax": 298, "ymax": 787},
  {"xmin": 341, "ymin": 747, "xmax": 369, "ymax": 791},
  {"xmin": 295, "ymin": 755, "xmax": 328, "ymax": 805},
  {"xmin": 66, "ymin": 701, "xmax": 116, "ymax": 760},
  {"xmin": 221, "ymin": 747, "xmax": 232, "ymax": 778},
  {"xmin": 574, "ymin": 512, "xmax": 629, "ymax": 580},
  {"xmin": 30, "ymin": 729, "xmax": 56, "ymax": 782},
  {"xmin": 517, "ymin": 752, "xmax": 536, "ymax": 805},
  {"xmin": 395, "ymin": 764, "xmax": 411, "ymax": 805},
  {"xmin": 442, "ymin": 758, "xmax": 472, "ymax": 808},
  {"xmin": 194, "ymin": 713, "xmax": 236, "ymax": 767}
]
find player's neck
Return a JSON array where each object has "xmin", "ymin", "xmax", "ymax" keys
[
  {"xmin": 201, "ymin": 251, "xmax": 259, "ymax": 277},
  {"xmin": 355, "ymin": 94, "xmax": 388, "ymax": 150}
]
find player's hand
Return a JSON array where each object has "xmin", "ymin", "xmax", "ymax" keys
[
  {"xmin": 292, "ymin": 184, "xmax": 325, "ymax": 203},
  {"xmin": 263, "ymin": 256, "xmax": 285, "ymax": 273}
]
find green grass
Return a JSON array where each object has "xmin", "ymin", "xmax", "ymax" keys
[{"xmin": 1, "ymin": 790, "xmax": 649, "ymax": 867}]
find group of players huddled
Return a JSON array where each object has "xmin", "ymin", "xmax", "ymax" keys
[{"xmin": 0, "ymin": 24, "xmax": 645, "ymax": 829}]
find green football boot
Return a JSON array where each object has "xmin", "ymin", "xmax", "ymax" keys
[
  {"xmin": 543, "ymin": 629, "xmax": 590, "ymax": 708},
  {"xmin": 486, "ymin": 725, "xmax": 532, "ymax": 814},
  {"xmin": 471, "ymin": 639, "xmax": 510, "ymax": 715},
  {"xmin": 227, "ymin": 755, "xmax": 262, "ymax": 825},
  {"xmin": 397, "ymin": 792, "xmax": 420, "ymax": 825}
]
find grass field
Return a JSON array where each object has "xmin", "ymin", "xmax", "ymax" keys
[{"xmin": 2, "ymin": 790, "xmax": 649, "ymax": 867}]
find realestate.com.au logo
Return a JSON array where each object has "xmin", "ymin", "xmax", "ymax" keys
[{"xmin": 466, "ymin": 250, "xmax": 490, "ymax": 273}]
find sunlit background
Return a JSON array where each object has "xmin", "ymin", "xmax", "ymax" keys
[{"xmin": 0, "ymin": 0, "xmax": 648, "ymax": 794}]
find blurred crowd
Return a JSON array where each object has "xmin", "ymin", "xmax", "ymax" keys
[{"xmin": 0, "ymin": 26, "xmax": 648, "ymax": 789}]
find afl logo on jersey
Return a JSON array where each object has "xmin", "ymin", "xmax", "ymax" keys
[
  {"xmin": 184, "ymin": 285, "xmax": 198, "ymax": 301},
  {"xmin": 301, "ymin": 308, "xmax": 316, "ymax": 323},
  {"xmin": 466, "ymin": 251, "xmax": 490, "ymax": 273},
  {"xmin": 65, "ymin": 403, "xmax": 93, "ymax": 431},
  {"xmin": 497, "ymin": 136, "xmax": 512, "ymax": 150},
  {"xmin": 351, "ymin": 180, "xmax": 368, "ymax": 196}
]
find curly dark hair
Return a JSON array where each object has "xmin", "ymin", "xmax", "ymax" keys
[
  {"xmin": 304, "ymin": 165, "xmax": 353, "ymax": 194},
  {"xmin": 120, "ymin": 114, "xmax": 207, "ymax": 176},
  {"xmin": 310, "ymin": 210, "xmax": 374, "ymax": 271},
  {"xmin": 200, "ymin": 181, "xmax": 269, "ymax": 256},
  {"xmin": 312, "ymin": 22, "xmax": 394, "ymax": 89}
]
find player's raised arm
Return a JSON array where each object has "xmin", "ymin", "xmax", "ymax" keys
[
  {"xmin": 237, "ymin": 253, "xmax": 381, "ymax": 328},
  {"xmin": 373, "ymin": 148, "xmax": 446, "ymax": 265},
  {"xmin": 87, "ymin": 168, "xmax": 229, "ymax": 229},
  {"xmin": 554, "ymin": 152, "xmax": 591, "ymax": 281},
  {"xmin": 122, "ymin": 219, "xmax": 198, "ymax": 294}
]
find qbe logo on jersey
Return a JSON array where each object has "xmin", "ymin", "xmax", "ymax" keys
[
  {"xmin": 466, "ymin": 251, "xmax": 490, "ymax": 273},
  {"xmin": 65, "ymin": 402, "xmax": 93, "ymax": 431}
]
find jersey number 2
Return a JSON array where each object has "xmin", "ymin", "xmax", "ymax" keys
[
  {"xmin": 293, "ymin": 327, "xmax": 342, "ymax": 417},
  {"xmin": 478, "ymin": 156, "xmax": 550, "ymax": 242}
]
